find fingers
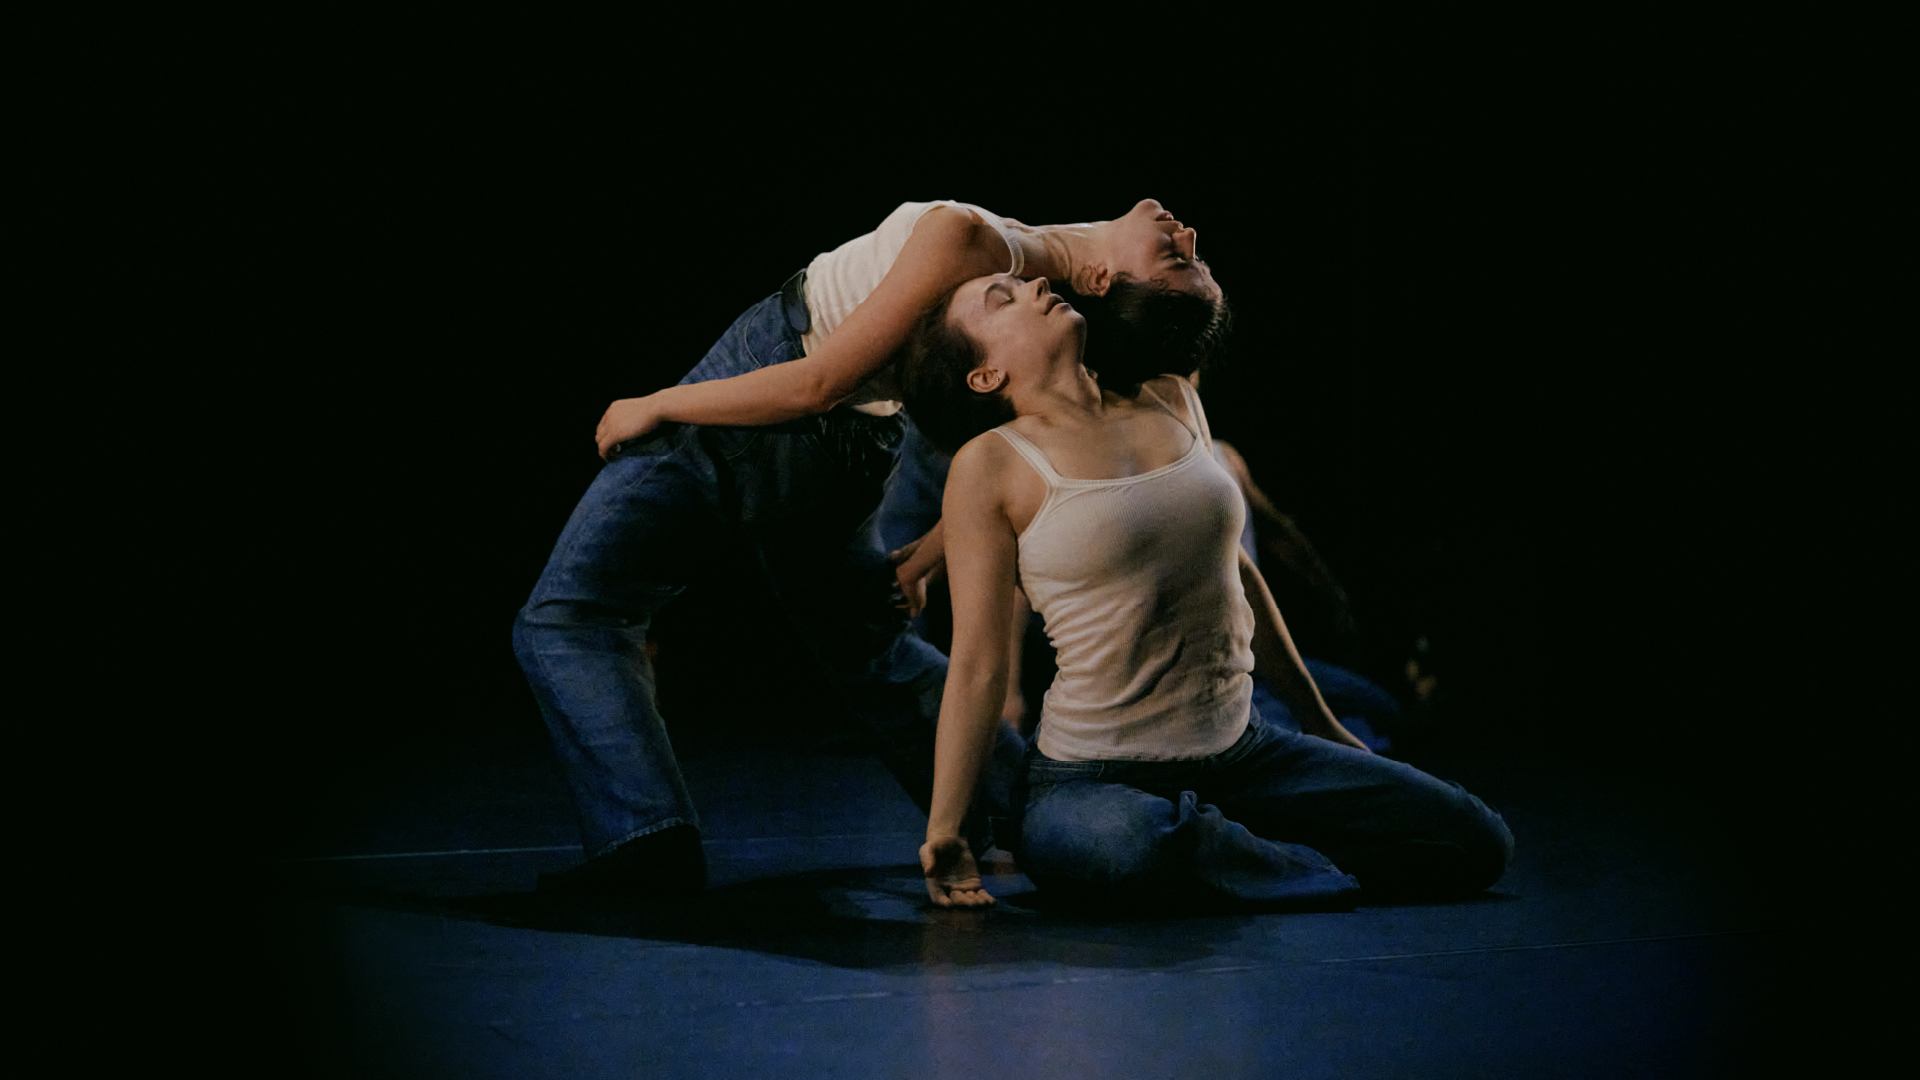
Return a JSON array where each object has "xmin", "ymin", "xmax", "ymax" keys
[
  {"xmin": 921, "ymin": 839, "xmax": 994, "ymax": 907},
  {"xmin": 951, "ymin": 885, "xmax": 995, "ymax": 906},
  {"xmin": 894, "ymin": 568, "xmax": 927, "ymax": 619},
  {"xmin": 924, "ymin": 878, "xmax": 995, "ymax": 907}
]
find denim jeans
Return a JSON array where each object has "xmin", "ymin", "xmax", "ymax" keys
[
  {"xmin": 873, "ymin": 413, "xmax": 951, "ymax": 556},
  {"xmin": 1250, "ymin": 659, "xmax": 1403, "ymax": 753},
  {"xmin": 513, "ymin": 293, "xmax": 1017, "ymax": 860},
  {"xmin": 1014, "ymin": 709, "xmax": 1512, "ymax": 907}
]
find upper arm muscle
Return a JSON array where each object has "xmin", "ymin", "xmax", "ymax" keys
[
  {"xmin": 793, "ymin": 207, "xmax": 1010, "ymax": 410},
  {"xmin": 942, "ymin": 440, "xmax": 1021, "ymax": 676}
]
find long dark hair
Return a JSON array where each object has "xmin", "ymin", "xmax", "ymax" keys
[
  {"xmin": 1055, "ymin": 275, "xmax": 1232, "ymax": 395},
  {"xmin": 898, "ymin": 292, "xmax": 1017, "ymax": 456}
]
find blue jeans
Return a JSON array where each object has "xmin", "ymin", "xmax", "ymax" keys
[
  {"xmin": 1014, "ymin": 709, "xmax": 1512, "ymax": 907},
  {"xmin": 1250, "ymin": 659, "xmax": 1403, "ymax": 753},
  {"xmin": 513, "ymin": 294, "xmax": 1013, "ymax": 860},
  {"xmin": 873, "ymin": 413, "xmax": 950, "ymax": 556}
]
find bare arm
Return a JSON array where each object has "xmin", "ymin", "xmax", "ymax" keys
[
  {"xmin": 890, "ymin": 519, "xmax": 946, "ymax": 620},
  {"xmin": 921, "ymin": 441, "xmax": 1020, "ymax": 906},
  {"xmin": 596, "ymin": 207, "xmax": 1014, "ymax": 458},
  {"xmin": 1239, "ymin": 547, "xmax": 1371, "ymax": 753}
]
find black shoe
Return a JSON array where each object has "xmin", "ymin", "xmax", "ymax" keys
[{"xmin": 537, "ymin": 824, "xmax": 707, "ymax": 898}]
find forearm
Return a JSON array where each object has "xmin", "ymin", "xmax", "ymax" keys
[
  {"xmin": 926, "ymin": 662, "xmax": 1006, "ymax": 840},
  {"xmin": 927, "ymin": 441, "xmax": 1024, "ymax": 838},
  {"xmin": 896, "ymin": 519, "xmax": 946, "ymax": 586},
  {"xmin": 645, "ymin": 362, "xmax": 836, "ymax": 428}
]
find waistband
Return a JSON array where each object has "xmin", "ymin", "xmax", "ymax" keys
[
  {"xmin": 1023, "ymin": 709, "xmax": 1268, "ymax": 785},
  {"xmin": 780, "ymin": 269, "xmax": 811, "ymax": 336}
]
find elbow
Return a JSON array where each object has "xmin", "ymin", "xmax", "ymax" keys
[
  {"xmin": 946, "ymin": 657, "xmax": 1008, "ymax": 713},
  {"xmin": 957, "ymin": 664, "xmax": 1005, "ymax": 696},
  {"xmin": 797, "ymin": 370, "xmax": 847, "ymax": 416}
]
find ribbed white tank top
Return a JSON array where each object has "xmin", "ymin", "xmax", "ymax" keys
[
  {"xmin": 994, "ymin": 379, "xmax": 1255, "ymax": 762},
  {"xmin": 800, "ymin": 201, "xmax": 1023, "ymax": 412}
]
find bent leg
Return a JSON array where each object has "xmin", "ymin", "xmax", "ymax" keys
[
  {"xmin": 1017, "ymin": 777, "xmax": 1360, "ymax": 909},
  {"xmin": 513, "ymin": 426, "xmax": 721, "ymax": 862},
  {"xmin": 1211, "ymin": 717, "xmax": 1514, "ymax": 898},
  {"xmin": 514, "ymin": 293, "xmax": 803, "ymax": 880},
  {"xmin": 872, "ymin": 412, "xmax": 951, "ymax": 557}
]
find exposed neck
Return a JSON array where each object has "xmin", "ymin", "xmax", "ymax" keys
[
  {"xmin": 1019, "ymin": 220, "xmax": 1116, "ymax": 295},
  {"xmin": 1006, "ymin": 344, "xmax": 1104, "ymax": 424}
]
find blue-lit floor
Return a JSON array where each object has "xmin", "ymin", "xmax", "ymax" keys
[{"xmin": 269, "ymin": 729, "xmax": 1760, "ymax": 1078}]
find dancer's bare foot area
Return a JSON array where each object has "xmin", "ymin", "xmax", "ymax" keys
[{"xmin": 921, "ymin": 836, "xmax": 996, "ymax": 907}]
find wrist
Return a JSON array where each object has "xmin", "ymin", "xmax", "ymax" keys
[
  {"xmin": 644, "ymin": 387, "xmax": 673, "ymax": 422},
  {"xmin": 925, "ymin": 822, "xmax": 966, "ymax": 844},
  {"xmin": 903, "ymin": 550, "xmax": 944, "ymax": 581}
]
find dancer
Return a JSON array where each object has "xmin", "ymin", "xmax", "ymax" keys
[
  {"xmin": 906, "ymin": 273, "xmax": 1512, "ymax": 909},
  {"xmin": 515, "ymin": 200, "xmax": 1224, "ymax": 896}
]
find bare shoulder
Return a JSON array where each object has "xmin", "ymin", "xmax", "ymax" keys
[
  {"xmin": 911, "ymin": 203, "xmax": 977, "ymax": 238},
  {"xmin": 949, "ymin": 428, "xmax": 1016, "ymax": 489},
  {"xmin": 951, "ymin": 427, "xmax": 1050, "ymax": 535},
  {"xmin": 910, "ymin": 204, "xmax": 1011, "ymax": 270},
  {"xmin": 942, "ymin": 433, "xmax": 1012, "ymax": 524}
]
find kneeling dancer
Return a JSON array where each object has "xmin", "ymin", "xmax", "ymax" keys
[{"xmin": 906, "ymin": 273, "xmax": 1514, "ymax": 908}]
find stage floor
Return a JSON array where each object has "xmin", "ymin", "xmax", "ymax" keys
[{"xmin": 265, "ymin": 725, "xmax": 1761, "ymax": 1078}]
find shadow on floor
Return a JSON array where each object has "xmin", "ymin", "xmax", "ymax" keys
[{"xmin": 285, "ymin": 859, "xmax": 1524, "ymax": 976}]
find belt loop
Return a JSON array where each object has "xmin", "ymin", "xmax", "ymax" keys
[{"xmin": 780, "ymin": 269, "xmax": 811, "ymax": 337}]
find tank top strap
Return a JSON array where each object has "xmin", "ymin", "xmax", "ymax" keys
[
  {"xmin": 989, "ymin": 426, "xmax": 1064, "ymax": 486},
  {"xmin": 1138, "ymin": 376, "xmax": 1209, "ymax": 449},
  {"xmin": 1135, "ymin": 381, "xmax": 1194, "ymax": 437},
  {"xmin": 1169, "ymin": 375, "xmax": 1213, "ymax": 451}
]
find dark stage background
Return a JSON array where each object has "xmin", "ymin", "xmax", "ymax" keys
[
  {"xmin": 66, "ymin": 39, "xmax": 1895, "ymax": 1075},
  {"xmin": 126, "ymin": 55, "xmax": 1875, "ymax": 1077}
]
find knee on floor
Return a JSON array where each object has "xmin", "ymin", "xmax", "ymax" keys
[
  {"xmin": 1017, "ymin": 789, "xmax": 1188, "ymax": 896},
  {"xmin": 1442, "ymin": 787, "xmax": 1516, "ymax": 890},
  {"xmin": 1365, "ymin": 792, "xmax": 1513, "ymax": 898}
]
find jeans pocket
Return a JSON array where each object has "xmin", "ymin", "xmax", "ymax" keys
[{"xmin": 712, "ymin": 427, "xmax": 764, "ymax": 461}]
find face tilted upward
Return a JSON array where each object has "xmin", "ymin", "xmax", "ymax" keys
[
  {"xmin": 946, "ymin": 274, "xmax": 1087, "ymax": 376},
  {"xmin": 1102, "ymin": 198, "xmax": 1220, "ymax": 298}
]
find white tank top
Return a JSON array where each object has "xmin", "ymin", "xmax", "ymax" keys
[
  {"xmin": 800, "ymin": 201, "xmax": 1024, "ymax": 413},
  {"xmin": 994, "ymin": 378, "xmax": 1256, "ymax": 762}
]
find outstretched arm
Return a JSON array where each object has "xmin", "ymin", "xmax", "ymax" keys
[
  {"xmin": 597, "ymin": 207, "xmax": 1014, "ymax": 458},
  {"xmin": 921, "ymin": 441, "xmax": 1020, "ymax": 906},
  {"xmin": 1239, "ymin": 547, "xmax": 1372, "ymax": 753}
]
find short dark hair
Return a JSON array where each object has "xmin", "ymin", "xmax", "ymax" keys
[
  {"xmin": 1055, "ymin": 275, "xmax": 1232, "ymax": 396},
  {"xmin": 899, "ymin": 290, "xmax": 1018, "ymax": 456}
]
